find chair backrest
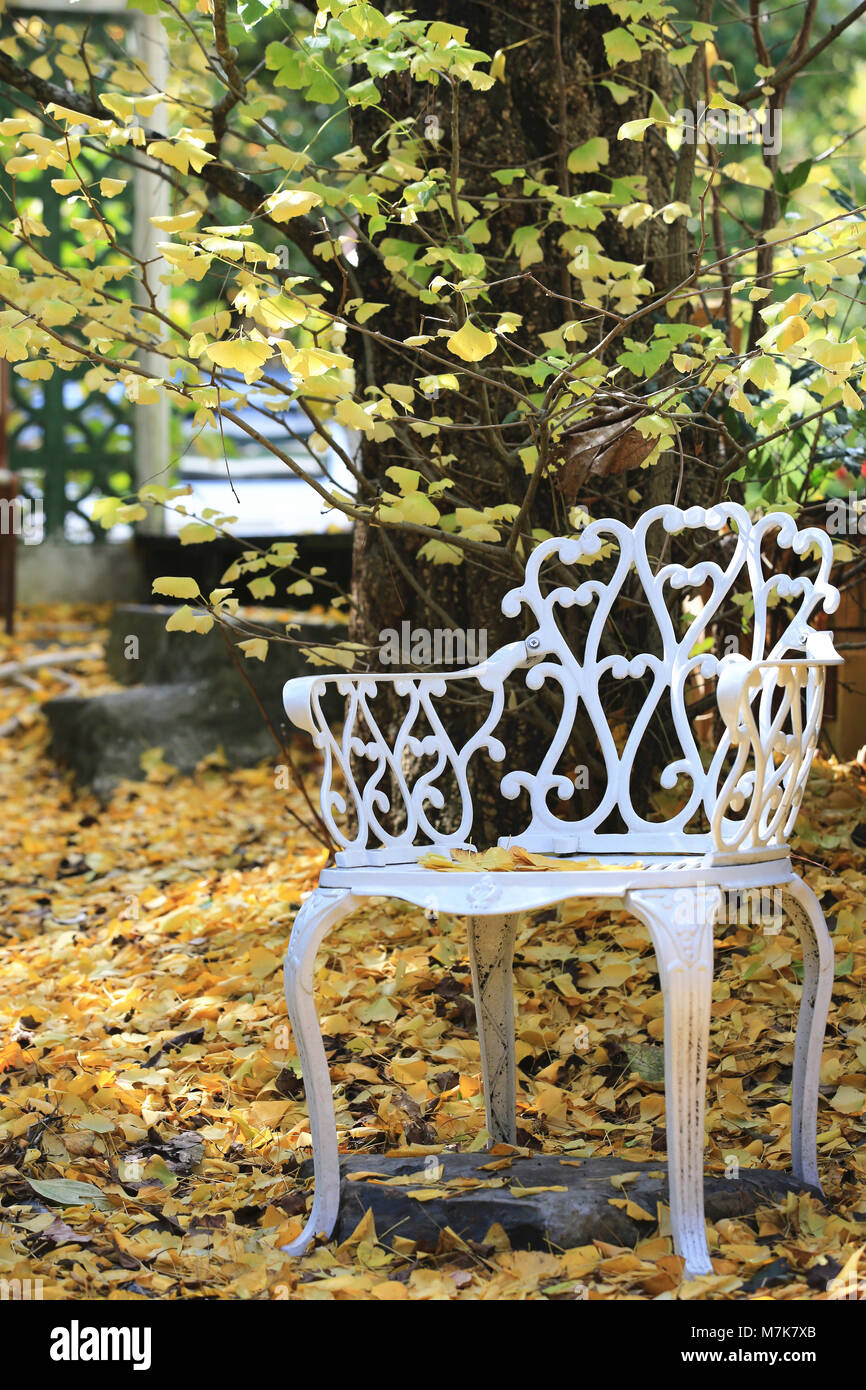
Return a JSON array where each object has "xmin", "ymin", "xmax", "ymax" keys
[
  {"xmin": 301, "ymin": 504, "xmax": 839, "ymax": 865},
  {"xmin": 497, "ymin": 503, "xmax": 838, "ymax": 859}
]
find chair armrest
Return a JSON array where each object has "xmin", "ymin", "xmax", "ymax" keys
[
  {"xmin": 283, "ymin": 675, "xmax": 322, "ymax": 736},
  {"xmin": 716, "ymin": 633, "xmax": 841, "ymax": 745},
  {"xmin": 798, "ymin": 628, "xmax": 843, "ymax": 666},
  {"xmin": 282, "ymin": 640, "xmax": 532, "ymax": 864},
  {"xmin": 283, "ymin": 639, "xmax": 531, "ymax": 735},
  {"xmin": 713, "ymin": 636, "xmax": 840, "ymax": 853}
]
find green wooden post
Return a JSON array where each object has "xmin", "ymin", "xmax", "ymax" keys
[{"xmin": 40, "ymin": 186, "xmax": 65, "ymax": 538}]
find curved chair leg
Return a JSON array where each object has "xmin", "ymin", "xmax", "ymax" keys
[
  {"xmin": 281, "ymin": 887, "xmax": 358, "ymax": 1255},
  {"xmin": 628, "ymin": 885, "xmax": 720, "ymax": 1279},
  {"xmin": 782, "ymin": 876, "xmax": 833, "ymax": 1190},
  {"xmin": 467, "ymin": 913, "xmax": 519, "ymax": 1145}
]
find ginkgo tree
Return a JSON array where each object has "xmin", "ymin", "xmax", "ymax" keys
[{"xmin": 1, "ymin": 0, "xmax": 865, "ymax": 832}]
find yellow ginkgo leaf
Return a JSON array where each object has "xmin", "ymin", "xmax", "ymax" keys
[
  {"xmin": 385, "ymin": 465, "xmax": 421, "ymax": 494},
  {"xmin": 152, "ymin": 576, "xmax": 201, "ymax": 600},
  {"xmin": 659, "ymin": 201, "xmax": 691, "ymax": 224},
  {"xmin": 99, "ymin": 92, "xmax": 136, "ymax": 121},
  {"xmin": 444, "ymin": 320, "xmax": 497, "ymax": 362},
  {"xmin": 777, "ymin": 316, "xmax": 809, "ymax": 351},
  {"xmin": 5, "ymin": 154, "xmax": 40, "ymax": 176},
  {"xmin": 418, "ymin": 537, "xmax": 463, "ymax": 565},
  {"xmin": 271, "ymin": 149, "xmax": 312, "ymax": 173},
  {"xmin": 238, "ymin": 639, "xmax": 269, "ymax": 662},
  {"xmin": 385, "ymin": 382, "xmax": 415, "ymax": 406},
  {"xmin": 568, "ymin": 137, "xmax": 609, "ymax": 172},
  {"xmin": 204, "ymin": 338, "xmax": 273, "ymax": 383},
  {"xmin": 265, "ymin": 189, "xmax": 324, "ymax": 222},
  {"xmin": 45, "ymin": 102, "xmax": 100, "ymax": 127},
  {"xmin": 378, "ymin": 492, "xmax": 441, "ymax": 526},
  {"xmin": 15, "ymin": 361, "xmax": 53, "ymax": 380},
  {"xmin": 336, "ymin": 397, "xmax": 376, "ymax": 435},
  {"xmin": 150, "ymin": 210, "xmax": 203, "ymax": 234},
  {"xmin": 147, "ymin": 139, "xmax": 214, "ymax": 176},
  {"xmin": 101, "ymin": 91, "xmax": 165, "ymax": 121},
  {"xmin": 722, "ymin": 156, "xmax": 773, "ymax": 189},
  {"xmin": 355, "ymin": 301, "xmax": 387, "ymax": 323},
  {"xmin": 253, "ymin": 294, "xmax": 308, "ymax": 331},
  {"xmin": 277, "ymin": 344, "xmax": 352, "ymax": 377},
  {"xmin": 811, "ymin": 338, "xmax": 858, "ymax": 372},
  {"xmin": 158, "ymin": 242, "xmax": 212, "ymax": 282},
  {"xmin": 164, "ymin": 605, "xmax": 213, "ymax": 634},
  {"xmin": 0, "ymin": 118, "xmax": 34, "ymax": 137}
]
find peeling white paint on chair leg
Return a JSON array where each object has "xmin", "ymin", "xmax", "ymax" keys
[
  {"xmin": 628, "ymin": 887, "xmax": 720, "ymax": 1280},
  {"xmin": 467, "ymin": 914, "xmax": 519, "ymax": 1146},
  {"xmin": 783, "ymin": 877, "xmax": 833, "ymax": 1191},
  {"xmin": 281, "ymin": 888, "xmax": 357, "ymax": 1255}
]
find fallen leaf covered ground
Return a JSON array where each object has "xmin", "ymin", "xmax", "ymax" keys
[{"xmin": 2, "ymin": 605, "xmax": 866, "ymax": 1301}]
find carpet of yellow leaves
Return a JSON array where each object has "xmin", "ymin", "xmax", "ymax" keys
[{"xmin": 2, "ymin": 606, "xmax": 866, "ymax": 1301}]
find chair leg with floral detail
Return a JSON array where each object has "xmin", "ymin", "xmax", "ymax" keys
[
  {"xmin": 628, "ymin": 885, "xmax": 720, "ymax": 1279},
  {"xmin": 782, "ymin": 877, "xmax": 834, "ymax": 1190},
  {"xmin": 281, "ymin": 887, "xmax": 358, "ymax": 1255}
]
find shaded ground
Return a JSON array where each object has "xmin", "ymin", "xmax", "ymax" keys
[{"xmin": 1, "ymin": 606, "xmax": 866, "ymax": 1300}]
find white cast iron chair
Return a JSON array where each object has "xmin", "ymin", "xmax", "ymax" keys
[{"xmin": 281, "ymin": 504, "xmax": 841, "ymax": 1278}]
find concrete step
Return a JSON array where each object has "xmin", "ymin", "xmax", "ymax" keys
[{"xmin": 43, "ymin": 603, "xmax": 344, "ymax": 795}]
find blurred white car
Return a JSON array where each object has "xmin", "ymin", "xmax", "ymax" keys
[
  {"xmin": 165, "ymin": 370, "xmax": 357, "ymax": 538},
  {"xmin": 13, "ymin": 370, "xmax": 357, "ymax": 542}
]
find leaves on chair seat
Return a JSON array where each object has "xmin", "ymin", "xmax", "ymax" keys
[{"xmin": 420, "ymin": 846, "xmax": 643, "ymax": 872}]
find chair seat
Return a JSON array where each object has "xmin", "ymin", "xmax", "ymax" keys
[{"xmin": 318, "ymin": 850, "xmax": 797, "ymax": 915}]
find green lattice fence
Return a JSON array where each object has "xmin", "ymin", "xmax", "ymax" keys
[
  {"xmin": 5, "ymin": 164, "xmax": 136, "ymax": 540},
  {"xmin": 1, "ymin": 10, "xmax": 136, "ymax": 540}
]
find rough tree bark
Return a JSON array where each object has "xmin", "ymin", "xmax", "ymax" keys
[{"xmin": 346, "ymin": 1, "xmax": 688, "ymax": 840}]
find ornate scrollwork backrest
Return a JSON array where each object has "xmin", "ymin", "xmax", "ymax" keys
[
  {"xmin": 498, "ymin": 503, "xmax": 839, "ymax": 854},
  {"xmin": 291, "ymin": 504, "xmax": 838, "ymax": 864}
]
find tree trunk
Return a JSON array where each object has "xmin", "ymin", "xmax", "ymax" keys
[{"xmin": 347, "ymin": 1, "xmax": 686, "ymax": 842}]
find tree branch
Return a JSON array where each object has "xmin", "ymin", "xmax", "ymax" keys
[
  {"xmin": 0, "ymin": 49, "xmax": 336, "ymax": 301},
  {"xmin": 735, "ymin": 0, "xmax": 866, "ymax": 105},
  {"xmin": 210, "ymin": 0, "xmax": 247, "ymax": 150}
]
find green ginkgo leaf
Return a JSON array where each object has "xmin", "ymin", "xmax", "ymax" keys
[{"xmin": 28, "ymin": 1178, "xmax": 111, "ymax": 1210}]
